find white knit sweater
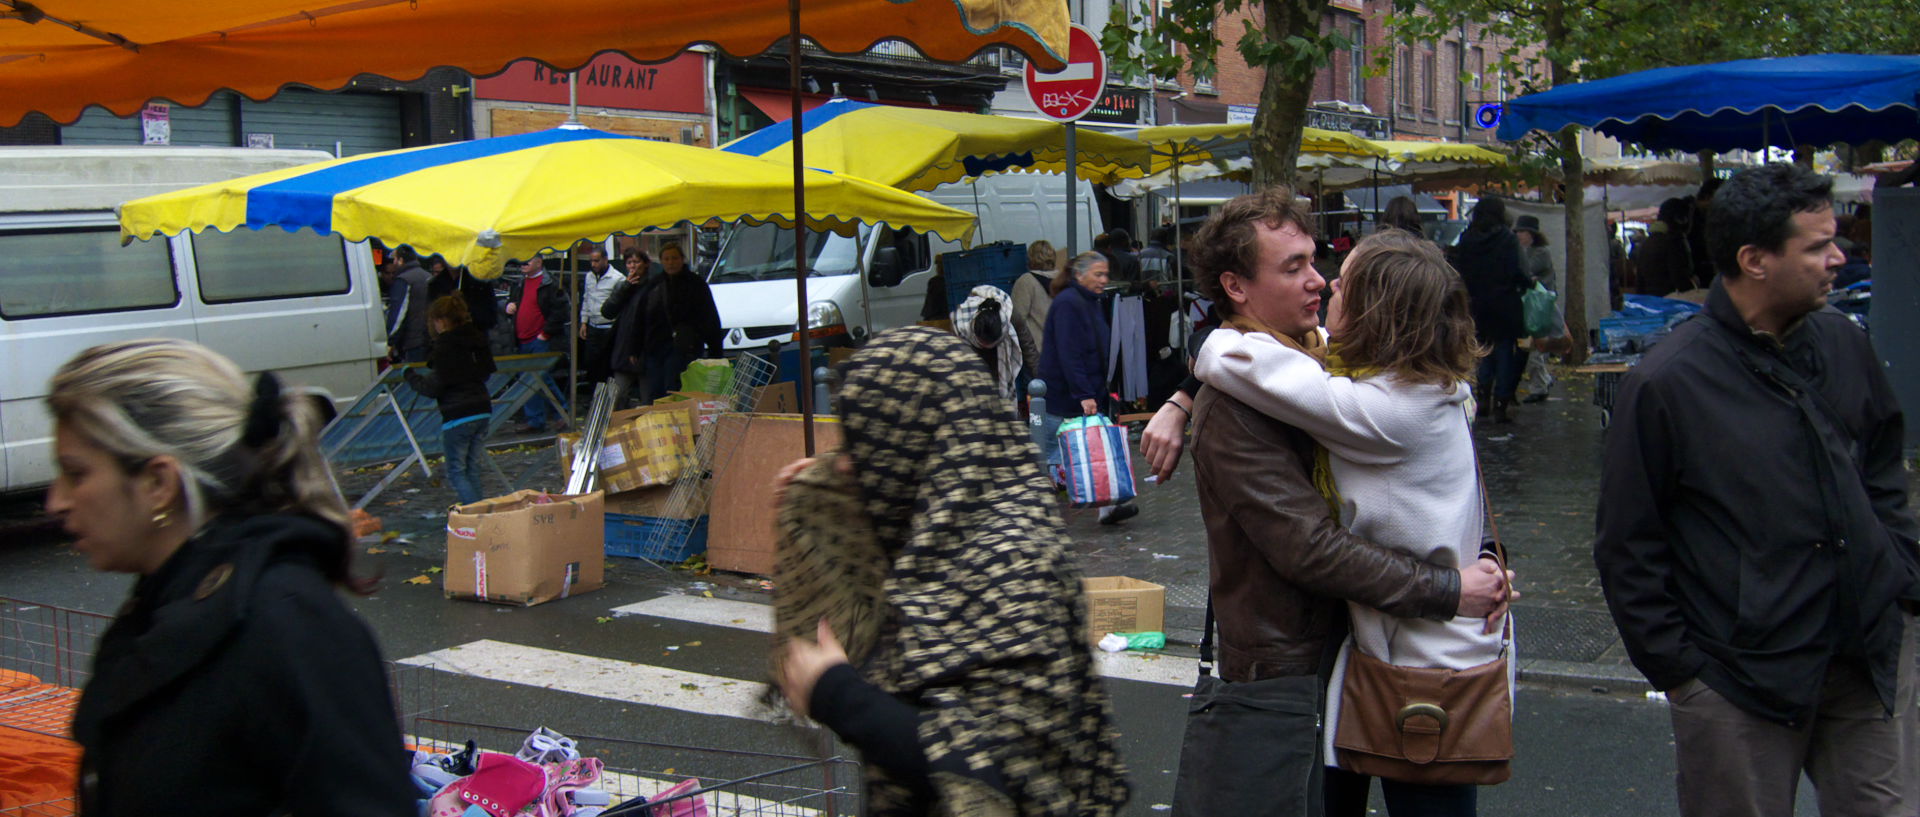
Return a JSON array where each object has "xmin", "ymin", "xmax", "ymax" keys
[{"xmin": 1194, "ymin": 328, "xmax": 1512, "ymax": 759}]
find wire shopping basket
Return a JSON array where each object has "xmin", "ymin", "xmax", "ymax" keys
[
  {"xmin": 0, "ymin": 596, "xmax": 449, "ymax": 817},
  {"xmin": 412, "ymin": 718, "xmax": 862, "ymax": 817}
]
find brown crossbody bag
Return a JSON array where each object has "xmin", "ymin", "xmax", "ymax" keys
[{"xmin": 1331, "ymin": 427, "xmax": 1515, "ymax": 786}]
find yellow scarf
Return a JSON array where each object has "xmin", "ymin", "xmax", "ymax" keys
[{"xmin": 1221, "ymin": 315, "xmax": 1374, "ymax": 522}]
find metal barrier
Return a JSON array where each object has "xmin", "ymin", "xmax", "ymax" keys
[{"xmin": 319, "ymin": 353, "xmax": 570, "ymax": 509}]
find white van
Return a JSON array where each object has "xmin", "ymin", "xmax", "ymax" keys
[
  {"xmin": 0, "ymin": 146, "xmax": 387, "ymax": 491},
  {"xmin": 706, "ymin": 172, "xmax": 1103, "ymax": 350}
]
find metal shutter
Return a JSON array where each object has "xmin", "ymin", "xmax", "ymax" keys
[
  {"xmin": 62, "ymin": 92, "xmax": 239, "ymax": 146},
  {"xmin": 240, "ymin": 90, "xmax": 402, "ymax": 156}
]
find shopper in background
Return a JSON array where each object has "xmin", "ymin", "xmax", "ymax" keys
[
  {"xmin": 1038, "ymin": 251, "xmax": 1138, "ymax": 525},
  {"xmin": 50, "ymin": 339, "xmax": 414, "ymax": 816},
  {"xmin": 1447, "ymin": 197, "xmax": 1530, "ymax": 423},
  {"xmin": 383, "ymin": 245, "xmax": 432, "ymax": 364},
  {"xmin": 616, "ymin": 242, "xmax": 724, "ymax": 403},
  {"xmin": 1513, "ymin": 215, "xmax": 1558, "ymax": 404},
  {"xmin": 578, "ymin": 247, "xmax": 622, "ymax": 389},
  {"xmin": 1012, "ymin": 239, "xmax": 1060, "ymax": 377},
  {"xmin": 602, "ymin": 247, "xmax": 658, "ymax": 410},
  {"xmin": 406, "ymin": 295, "xmax": 498, "ymax": 505},
  {"xmin": 504, "ymin": 252, "xmax": 570, "ymax": 433}
]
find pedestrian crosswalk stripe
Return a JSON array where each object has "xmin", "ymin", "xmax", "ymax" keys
[
  {"xmin": 613, "ymin": 595, "xmax": 1199, "ymax": 688},
  {"xmin": 399, "ymin": 639, "xmax": 779, "ymax": 722},
  {"xmin": 613, "ymin": 595, "xmax": 773, "ymax": 633}
]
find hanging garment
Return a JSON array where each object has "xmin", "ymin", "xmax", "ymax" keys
[{"xmin": 1107, "ymin": 295, "xmax": 1149, "ymax": 403}]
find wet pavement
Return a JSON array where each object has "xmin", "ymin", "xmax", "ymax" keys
[{"xmin": 330, "ymin": 366, "xmax": 1647, "ymax": 689}]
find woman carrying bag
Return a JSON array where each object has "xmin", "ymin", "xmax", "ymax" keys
[
  {"xmin": 1035, "ymin": 252, "xmax": 1137, "ymax": 525},
  {"xmin": 1196, "ymin": 230, "xmax": 1517, "ymax": 817}
]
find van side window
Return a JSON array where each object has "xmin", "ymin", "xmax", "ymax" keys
[
  {"xmin": 195, "ymin": 230, "xmax": 351, "ymax": 303},
  {"xmin": 0, "ymin": 228, "xmax": 178, "ymax": 318},
  {"xmin": 875, "ymin": 227, "xmax": 932, "ymax": 272}
]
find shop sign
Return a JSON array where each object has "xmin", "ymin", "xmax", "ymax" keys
[
  {"xmin": 475, "ymin": 52, "xmax": 706, "ymax": 115},
  {"xmin": 1085, "ymin": 89, "xmax": 1141, "ymax": 124}
]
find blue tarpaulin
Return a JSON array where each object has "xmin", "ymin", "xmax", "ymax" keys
[{"xmin": 1496, "ymin": 54, "xmax": 1920, "ymax": 153}]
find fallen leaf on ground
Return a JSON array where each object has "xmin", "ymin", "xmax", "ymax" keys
[
  {"xmin": 365, "ymin": 547, "xmax": 387, "ymax": 555},
  {"xmin": 404, "ymin": 575, "xmax": 433, "ymax": 585},
  {"xmin": 679, "ymin": 683, "xmax": 698, "ymax": 691},
  {"xmin": 426, "ymin": 566, "xmax": 443, "ymax": 574},
  {"xmin": 595, "ymin": 616, "xmax": 613, "ymax": 624}
]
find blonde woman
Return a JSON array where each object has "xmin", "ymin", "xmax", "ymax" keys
[
  {"xmin": 50, "ymin": 339, "xmax": 414, "ymax": 816},
  {"xmin": 1195, "ymin": 230, "xmax": 1515, "ymax": 817}
]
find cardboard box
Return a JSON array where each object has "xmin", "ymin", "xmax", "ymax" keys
[
  {"xmin": 1082, "ymin": 576, "xmax": 1166, "ymax": 643},
  {"xmin": 707, "ymin": 413, "xmax": 844, "ymax": 575},
  {"xmin": 598, "ymin": 407, "xmax": 695, "ymax": 492},
  {"xmin": 752, "ymin": 381, "xmax": 798, "ymax": 414},
  {"xmin": 444, "ymin": 490, "xmax": 606, "ymax": 606}
]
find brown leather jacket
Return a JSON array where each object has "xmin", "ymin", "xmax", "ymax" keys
[{"xmin": 1191, "ymin": 386, "xmax": 1461, "ymax": 681}]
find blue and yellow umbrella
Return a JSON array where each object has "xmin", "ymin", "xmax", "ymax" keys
[
  {"xmin": 118, "ymin": 125, "xmax": 978, "ymax": 280},
  {"xmin": 721, "ymin": 98, "xmax": 1154, "ymax": 192}
]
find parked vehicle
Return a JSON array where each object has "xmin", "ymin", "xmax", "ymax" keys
[
  {"xmin": 0, "ymin": 146, "xmax": 386, "ymax": 491},
  {"xmin": 705, "ymin": 172, "xmax": 1103, "ymax": 351}
]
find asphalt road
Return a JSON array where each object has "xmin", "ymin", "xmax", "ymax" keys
[{"xmin": 1, "ymin": 526, "xmax": 1824, "ymax": 817}]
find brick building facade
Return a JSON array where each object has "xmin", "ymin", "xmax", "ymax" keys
[{"xmin": 1160, "ymin": 0, "xmax": 1526, "ymax": 146}]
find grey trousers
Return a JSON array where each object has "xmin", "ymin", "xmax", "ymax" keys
[{"xmin": 1669, "ymin": 619, "xmax": 1917, "ymax": 817}]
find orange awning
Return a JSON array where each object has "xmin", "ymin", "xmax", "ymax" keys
[{"xmin": 0, "ymin": 0, "xmax": 1069, "ymax": 126}]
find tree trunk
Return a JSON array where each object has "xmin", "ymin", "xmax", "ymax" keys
[
  {"xmin": 1249, "ymin": 0, "xmax": 1330, "ymax": 188},
  {"xmin": 1544, "ymin": 0, "xmax": 1589, "ymax": 363},
  {"xmin": 1556, "ymin": 126, "xmax": 1590, "ymax": 364}
]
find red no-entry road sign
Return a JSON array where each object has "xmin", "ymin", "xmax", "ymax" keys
[{"xmin": 1024, "ymin": 25, "xmax": 1105, "ymax": 123}]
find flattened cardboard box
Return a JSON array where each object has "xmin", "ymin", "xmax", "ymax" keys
[
  {"xmin": 1082, "ymin": 576, "xmax": 1165, "ymax": 644},
  {"xmin": 445, "ymin": 489, "xmax": 605, "ymax": 606},
  {"xmin": 599, "ymin": 407, "xmax": 694, "ymax": 493}
]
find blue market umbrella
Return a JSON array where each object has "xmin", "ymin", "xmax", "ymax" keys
[{"xmin": 1495, "ymin": 54, "xmax": 1920, "ymax": 153}]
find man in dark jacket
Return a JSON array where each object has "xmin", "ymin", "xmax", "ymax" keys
[
  {"xmin": 505, "ymin": 253, "xmax": 571, "ymax": 433},
  {"xmin": 1102, "ymin": 227, "xmax": 1145, "ymax": 289},
  {"xmin": 1177, "ymin": 188, "xmax": 1513, "ymax": 816},
  {"xmin": 383, "ymin": 246, "xmax": 432, "ymax": 363},
  {"xmin": 1597, "ymin": 163, "xmax": 1919, "ymax": 817}
]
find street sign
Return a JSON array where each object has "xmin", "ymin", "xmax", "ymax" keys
[{"xmin": 1023, "ymin": 25, "xmax": 1105, "ymax": 122}]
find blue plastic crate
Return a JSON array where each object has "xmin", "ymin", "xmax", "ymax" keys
[
  {"xmin": 941, "ymin": 242, "xmax": 1026, "ymax": 310},
  {"xmin": 605, "ymin": 513, "xmax": 709, "ymax": 562}
]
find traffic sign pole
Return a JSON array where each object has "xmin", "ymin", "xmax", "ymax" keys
[
  {"xmin": 1066, "ymin": 122, "xmax": 1077, "ymax": 258},
  {"xmin": 1023, "ymin": 23, "xmax": 1104, "ymax": 261}
]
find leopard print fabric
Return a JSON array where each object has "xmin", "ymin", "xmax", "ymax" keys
[
  {"xmin": 828, "ymin": 327, "xmax": 1130, "ymax": 817},
  {"xmin": 772, "ymin": 453, "xmax": 887, "ymax": 679}
]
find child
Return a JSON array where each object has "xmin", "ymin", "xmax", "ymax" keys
[{"xmin": 406, "ymin": 296, "xmax": 497, "ymax": 504}]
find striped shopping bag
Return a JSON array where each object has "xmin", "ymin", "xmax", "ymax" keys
[{"xmin": 1057, "ymin": 416, "xmax": 1136, "ymax": 508}]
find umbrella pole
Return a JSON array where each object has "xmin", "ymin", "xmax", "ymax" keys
[
  {"xmin": 1173, "ymin": 147, "xmax": 1186, "ymax": 352},
  {"xmin": 789, "ymin": 0, "xmax": 816, "ymax": 456},
  {"xmin": 569, "ymin": 244, "xmax": 580, "ymax": 422}
]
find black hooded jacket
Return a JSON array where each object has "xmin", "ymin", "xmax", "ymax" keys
[
  {"xmin": 74, "ymin": 514, "xmax": 415, "ymax": 817},
  {"xmin": 406, "ymin": 323, "xmax": 497, "ymax": 421},
  {"xmin": 1597, "ymin": 282, "xmax": 1920, "ymax": 726},
  {"xmin": 1448, "ymin": 224, "xmax": 1531, "ymax": 343}
]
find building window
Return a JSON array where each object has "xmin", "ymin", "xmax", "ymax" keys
[
  {"xmin": 1398, "ymin": 48, "xmax": 1412, "ymax": 111},
  {"xmin": 1348, "ymin": 19, "xmax": 1366, "ymax": 105},
  {"xmin": 1472, "ymin": 46, "xmax": 1486, "ymax": 90},
  {"xmin": 1422, "ymin": 51, "xmax": 1436, "ymax": 114}
]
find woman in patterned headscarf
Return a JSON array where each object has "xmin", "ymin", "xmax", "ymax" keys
[
  {"xmin": 772, "ymin": 327, "xmax": 1130, "ymax": 817},
  {"xmin": 949, "ymin": 284, "xmax": 1025, "ymax": 410}
]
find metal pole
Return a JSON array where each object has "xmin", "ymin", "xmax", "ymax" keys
[
  {"xmin": 1173, "ymin": 146, "xmax": 1187, "ymax": 351},
  {"xmin": 568, "ymin": 245, "xmax": 580, "ymax": 420},
  {"xmin": 1065, "ymin": 122, "xmax": 1079, "ymax": 257},
  {"xmin": 789, "ymin": 0, "xmax": 816, "ymax": 456}
]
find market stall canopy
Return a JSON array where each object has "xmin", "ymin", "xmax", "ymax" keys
[
  {"xmin": 118, "ymin": 126, "xmax": 977, "ymax": 279},
  {"xmin": 1494, "ymin": 54, "xmax": 1920, "ymax": 153},
  {"xmin": 720, "ymin": 98, "xmax": 1155, "ymax": 191},
  {"xmin": 0, "ymin": 0, "xmax": 1069, "ymax": 127},
  {"xmin": 1583, "ymin": 158, "xmax": 1701, "ymax": 187},
  {"xmin": 1106, "ymin": 126, "xmax": 1387, "ymax": 198}
]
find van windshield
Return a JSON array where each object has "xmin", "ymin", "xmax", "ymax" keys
[{"xmin": 708, "ymin": 223, "xmax": 862, "ymax": 283}]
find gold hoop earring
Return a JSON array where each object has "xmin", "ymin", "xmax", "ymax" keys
[{"xmin": 151, "ymin": 509, "xmax": 171, "ymax": 527}]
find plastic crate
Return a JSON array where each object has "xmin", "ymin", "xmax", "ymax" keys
[
  {"xmin": 941, "ymin": 242, "xmax": 1027, "ymax": 310},
  {"xmin": 605, "ymin": 513, "xmax": 709, "ymax": 562}
]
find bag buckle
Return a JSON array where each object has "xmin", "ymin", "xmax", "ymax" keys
[{"xmin": 1395, "ymin": 702, "xmax": 1449, "ymax": 732}]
